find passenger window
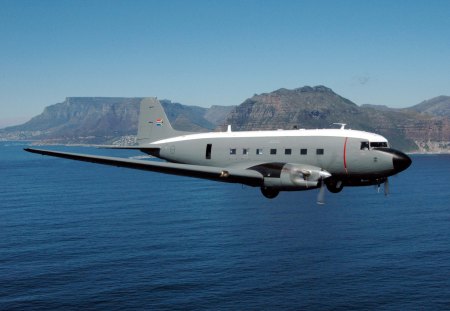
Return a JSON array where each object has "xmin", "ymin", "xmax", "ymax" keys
[
  {"xmin": 243, "ymin": 148, "xmax": 248, "ymax": 155},
  {"xmin": 230, "ymin": 148, "xmax": 236, "ymax": 155},
  {"xmin": 300, "ymin": 149, "xmax": 307, "ymax": 155},
  {"xmin": 285, "ymin": 149, "xmax": 292, "ymax": 155},
  {"xmin": 256, "ymin": 148, "xmax": 263, "ymax": 155},
  {"xmin": 270, "ymin": 149, "xmax": 277, "ymax": 155},
  {"xmin": 316, "ymin": 148, "xmax": 324, "ymax": 155}
]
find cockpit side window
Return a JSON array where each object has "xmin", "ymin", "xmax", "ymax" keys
[{"xmin": 360, "ymin": 141, "xmax": 370, "ymax": 150}]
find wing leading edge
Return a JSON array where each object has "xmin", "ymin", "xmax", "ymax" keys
[{"xmin": 24, "ymin": 148, "xmax": 264, "ymax": 187}]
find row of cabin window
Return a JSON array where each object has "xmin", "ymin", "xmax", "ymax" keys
[{"xmin": 229, "ymin": 148, "xmax": 324, "ymax": 155}]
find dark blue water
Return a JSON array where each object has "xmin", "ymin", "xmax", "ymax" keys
[{"xmin": 1, "ymin": 142, "xmax": 450, "ymax": 310}]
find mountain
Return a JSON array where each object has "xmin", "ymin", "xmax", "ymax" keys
[
  {"xmin": 4, "ymin": 98, "xmax": 140, "ymax": 142},
  {"xmin": 1, "ymin": 87, "xmax": 449, "ymax": 152},
  {"xmin": 406, "ymin": 96, "xmax": 450, "ymax": 117},
  {"xmin": 222, "ymin": 86, "xmax": 449, "ymax": 152},
  {"xmin": 0, "ymin": 97, "xmax": 233, "ymax": 144},
  {"xmin": 224, "ymin": 86, "xmax": 364, "ymax": 131}
]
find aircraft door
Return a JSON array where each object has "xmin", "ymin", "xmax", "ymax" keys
[{"xmin": 205, "ymin": 144, "xmax": 212, "ymax": 160}]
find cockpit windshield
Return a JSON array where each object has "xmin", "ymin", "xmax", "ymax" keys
[
  {"xmin": 360, "ymin": 141, "xmax": 389, "ymax": 150},
  {"xmin": 370, "ymin": 142, "xmax": 388, "ymax": 148}
]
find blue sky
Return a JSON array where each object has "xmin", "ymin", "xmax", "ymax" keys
[{"xmin": 1, "ymin": 0, "xmax": 449, "ymax": 127}]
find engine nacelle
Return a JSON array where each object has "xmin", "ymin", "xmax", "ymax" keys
[{"xmin": 263, "ymin": 163, "xmax": 331, "ymax": 190}]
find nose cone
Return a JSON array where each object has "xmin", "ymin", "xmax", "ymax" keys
[{"xmin": 393, "ymin": 150, "xmax": 412, "ymax": 173}]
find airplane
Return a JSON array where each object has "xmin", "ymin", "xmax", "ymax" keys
[{"xmin": 25, "ymin": 97, "xmax": 412, "ymax": 204}]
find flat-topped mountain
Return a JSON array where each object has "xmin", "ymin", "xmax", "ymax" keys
[{"xmin": 1, "ymin": 98, "xmax": 232, "ymax": 144}]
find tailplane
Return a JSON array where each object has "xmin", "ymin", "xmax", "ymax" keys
[{"xmin": 137, "ymin": 98, "xmax": 188, "ymax": 144}]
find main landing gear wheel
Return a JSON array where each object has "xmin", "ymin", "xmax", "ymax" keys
[
  {"xmin": 260, "ymin": 187, "xmax": 279, "ymax": 199},
  {"xmin": 326, "ymin": 180, "xmax": 344, "ymax": 193}
]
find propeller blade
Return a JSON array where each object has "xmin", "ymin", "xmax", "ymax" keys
[
  {"xmin": 317, "ymin": 180, "xmax": 326, "ymax": 205},
  {"xmin": 384, "ymin": 178, "xmax": 389, "ymax": 196}
]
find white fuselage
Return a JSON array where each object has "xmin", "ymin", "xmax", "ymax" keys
[{"xmin": 148, "ymin": 128, "xmax": 395, "ymax": 180}]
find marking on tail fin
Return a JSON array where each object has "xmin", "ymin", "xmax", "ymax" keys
[{"xmin": 137, "ymin": 97, "xmax": 193, "ymax": 144}]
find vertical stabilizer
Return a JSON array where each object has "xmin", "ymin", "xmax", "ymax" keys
[{"xmin": 137, "ymin": 98, "xmax": 183, "ymax": 144}]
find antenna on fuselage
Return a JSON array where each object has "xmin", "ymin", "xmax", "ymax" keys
[{"xmin": 332, "ymin": 123, "xmax": 347, "ymax": 130}]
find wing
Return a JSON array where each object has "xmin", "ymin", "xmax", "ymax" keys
[{"xmin": 24, "ymin": 148, "xmax": 264, "ymax": 187}]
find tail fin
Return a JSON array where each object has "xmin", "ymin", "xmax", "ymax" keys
[{"xmin": 137, "ymin": 98, "xmax": 186, "ymax": 144}]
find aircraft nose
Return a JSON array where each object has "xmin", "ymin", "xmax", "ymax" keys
[{"xmin": 392, "ymin": 150, "xmax": 412, "ymax": 173}]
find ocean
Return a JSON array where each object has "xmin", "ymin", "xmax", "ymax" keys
[{"xmin": 1, "ymin": 142, "xmax": 450, "ymax": 310}]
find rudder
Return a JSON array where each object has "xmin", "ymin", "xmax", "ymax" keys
[{"xmin": 137, "ymin": 98, "xmax": 181, "ymax": 144}]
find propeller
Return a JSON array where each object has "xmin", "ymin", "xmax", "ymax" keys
[
  {"xmin": 317, "ymin": 180, "xmax": 326, "ymax": 205},
  {"xmin": 384, "ymin": 178, "xmax": 389, "ymax": 196},
  {"xmin": 316, "ymin": 170, "xmax": 331, "ymax": 205},
  {"xmin": 375, "ymin": 178, "xmax": 390, "ymax": 195}
]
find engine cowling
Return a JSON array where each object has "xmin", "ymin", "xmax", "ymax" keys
[{"xmin": 262, "ymin": 163, "xmax": 331, "ymax": 190}]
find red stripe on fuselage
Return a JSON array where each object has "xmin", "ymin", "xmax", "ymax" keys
[{"xmin": 343, "ymin": 137, "xmax": 348, "ymax": 174}]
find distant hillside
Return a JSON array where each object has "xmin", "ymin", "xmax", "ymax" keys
[
  {"xmin": 0, "ymin": 97, "xmax": 233, "ymax": 144},
  {"xmin": 223, "ymin": 86, "xmax": 449, "ymax": 152},
  {"xmin": 407, "ymin": 96, "xmax": 450, "ymax": 117}
]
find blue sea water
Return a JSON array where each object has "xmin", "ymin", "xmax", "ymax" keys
[{"xmin": 1, "ymin": 142, "xmax": 450, "ymax": 310}]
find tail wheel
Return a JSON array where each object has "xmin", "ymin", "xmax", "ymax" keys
[{"xmin": 260, "ymin": 187, "xmax": 279, "ymax": 199}]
